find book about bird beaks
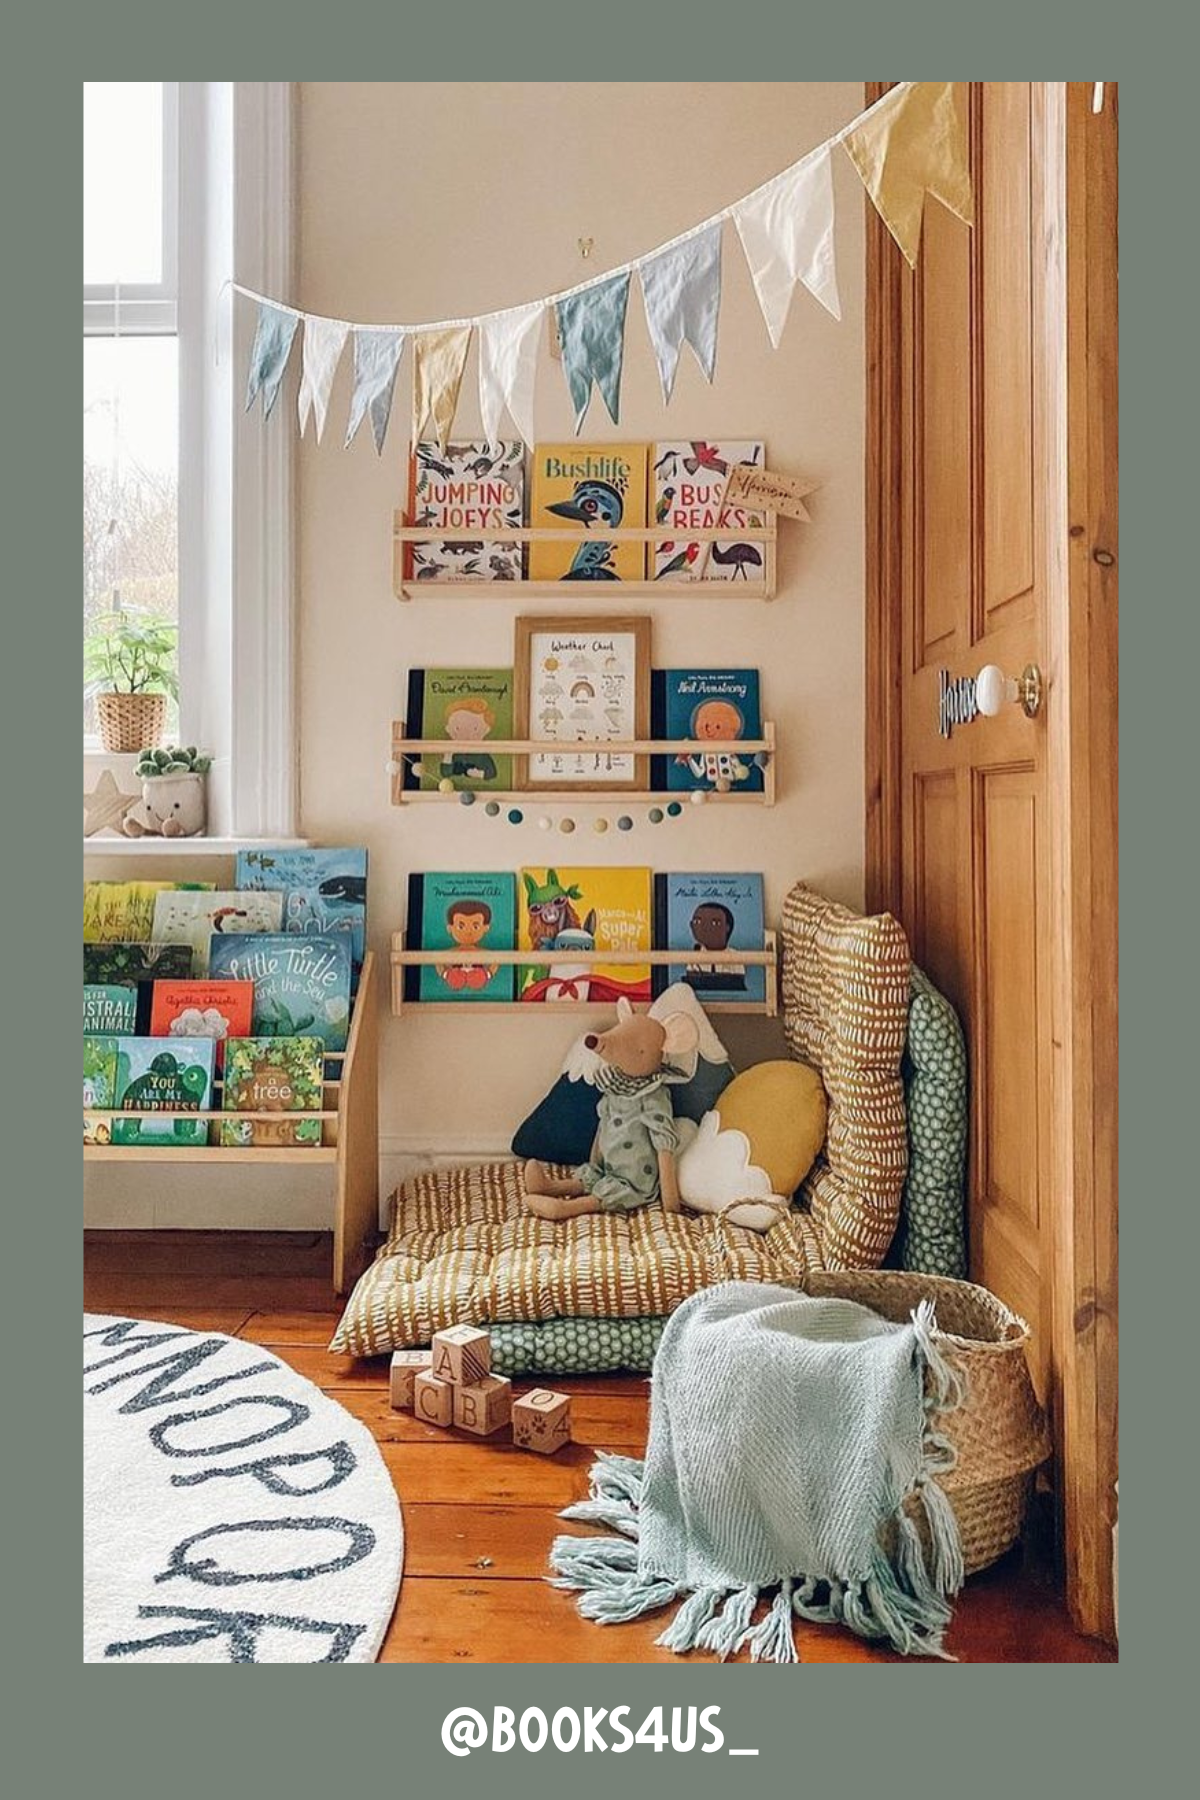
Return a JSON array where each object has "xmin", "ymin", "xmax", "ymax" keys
[
  {"xmin": 405, "ymin": 441, "xmax": 525, "ymax": 583},
  {"xmin": 528, "ymin": 445, "xmax": 647, "ymax": 583},
  {"xmin": 517, "ymin": 866, "xmax": 652, "ymax": 1003},
  {"xmin": 650, "ymin": 441, "xmax": 766, "ymax": 582}
]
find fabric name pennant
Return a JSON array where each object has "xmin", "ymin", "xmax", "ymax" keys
[
  {"xmin": 411, "ymin": 326, "xmax": 472, "ymax": 449},
  {"xmin": 344, "ymin": 328, "xmax": 406, "ymax": 453},
  {"xmin": 640, "ymin": 222, "xmax": 722, "ymax": 404},
  {"xmin": 556, "ymin": 271, "xmax": 631, "ymax": 432},
  {"xmin": 479, "ymin": 302, "xmax": 543, "ymax": 446},
  {"xmin": 245, "ymin": 303, "xmax": 300, "ymax": 418},
  {"xmin": 842, "ymin": 81, "xmax": 973, "ymax": 269},
  {"xmin": 733, "ymin": 145, "xmax": 841, "ymax": 348},
  {"xmin": 297, "ymin": 316, "xmax": 349, "ymax": 442}
]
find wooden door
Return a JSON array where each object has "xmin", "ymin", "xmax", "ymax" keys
[{"xmin": 866, "ymin": 83, "xmax": 1118, "ymax": 1640}]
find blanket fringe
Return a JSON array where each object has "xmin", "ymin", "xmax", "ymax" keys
[
  {"xmin": 693, "ymin": 1585, "xmax": 758, "ymax": 1660},
  {"xmin": 747, "ymin": 1580, "xmax": 798, "ymax": 1664},
  {"xmin": 655, "ymin": 1586, "xmax": 724, "ymax": 1652}
]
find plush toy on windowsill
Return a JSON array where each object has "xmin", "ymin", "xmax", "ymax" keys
[{"xmin": 523, "ymin": 997, "xmax": 699, "ymax": 1221}]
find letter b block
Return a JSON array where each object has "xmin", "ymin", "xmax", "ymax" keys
[
  {"xmin": 431, "ymin": 1323, "xmax": 492, "ymax": 1386},
  {"xmin": 413, "ymin": 1370, "xmax": 454, "ymax": 1427},
  {"xmin": 452, "ymin": 1374, "xmax": 513, "ymax": 1437},
  {"xmin": 512, "ymin": 1388, "xmax": 572, "ymax": 1455},
  {"xmin": 389, "ymin": 1349, "xmax": 433, "ymax": 1410}
]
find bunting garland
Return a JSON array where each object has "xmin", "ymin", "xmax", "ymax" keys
[{"xmin": 235, "ymin": 82, "xmax": 974, "ymax": 446}]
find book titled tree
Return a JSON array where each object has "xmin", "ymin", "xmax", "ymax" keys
[
  {"xmin": 219, "ymin": 1036, "xmax": 325, "ymax": 1147},
  {"xmin": 84, "ymin": 985, "xmax": 138, "ymax": 1036},
  {"xmin": 405, "ymin": 441, "xmax": 524, "ymax": 582},
  {"xmin": 110, "ymin": 1038, "xmax": 216, "ymax": 1148},
  {"xmin": 207, "ymin": 934, "xmax": 352, "ymax": 1051}
]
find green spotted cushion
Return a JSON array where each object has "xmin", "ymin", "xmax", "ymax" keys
[
  {"xmin": 489, "ymin": 1316, "xmax": 665, "ymax": 1377},
  {"xmin": 894, "ymin": 967, "xmax": 968, "ymax": 1278}
]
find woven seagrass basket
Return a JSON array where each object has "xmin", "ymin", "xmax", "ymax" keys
[
  {"xmin": 803, "ymin": 1269, "xmax": 1052, "ymax": 1576},
  {"xmin": 95, "ymin": 691, "xmax": 167, "ymax": 754}
]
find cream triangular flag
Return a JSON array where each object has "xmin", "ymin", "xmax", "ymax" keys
[
  {"xmin": 842, "ymin": 81, "xmax": 973, "ymax": 269},
  {"xmin": 297, "ymin": 315, "xmax": 350, "ymax": 442},
  {"xmin": 732, "ymin": 144, "xmax": 841, "ymax": 347},
  {"xmin": 479, "ymin": 303, "xmax": 542, "ymax": 445},
  {"xmin": 411, "ymin": 325, "xmax": 472, "ymax": 449}
]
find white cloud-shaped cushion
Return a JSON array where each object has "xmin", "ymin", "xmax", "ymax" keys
[{"xmin": 677, "ymin": 1111, "xmax": 789, "ymax": 1233}]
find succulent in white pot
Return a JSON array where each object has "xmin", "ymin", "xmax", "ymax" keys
[{"xmin": 122, "ymin": 745, "xmax": 212, "ymax": 839}]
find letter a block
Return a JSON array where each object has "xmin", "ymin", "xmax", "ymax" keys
[
  {"xmin": 389, "ymin": 1349, "xmax": 433, "ymax": 1410},
  {"xmin": 512, "ymin": 1388, "xmax": 572, "ymax": 1455},
  {"xmin": 431, "ymin": 1323, "xmax": 492, "ymax": 1386},
  {"xmin": 453, "ymin": 1374, "xmax": 513, "ymax": 1437},
  {"xmin": 413, "ymin": 1370, "xmax": 454, "ymax": 1427}
]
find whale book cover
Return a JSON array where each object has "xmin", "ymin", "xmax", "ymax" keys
[
  {"xmin": 110, "ymin": 1036, "xmax": 216, "ymax": 1148},
  {"xmin": 517, "ymin": 866, "xmax": 652, "ymax": 1003},
  {"xmin": 403, "ymin": 670, "xmax": 514, "ymax": 793},
  {"xmin": 654, "ymin": 872, "xmax": 766, "ymax": 1004},
  {"xmin": 649, "ymin": 441, "xmax": 766, "ymax": 582},
  {"xmin": 235, "ymin": 847, "xmax": 368, "ymax": 974},
  {"xmin": 404, "ymin": 441, "xmax": 525, "ymax": 583},
  {"xmin": 406, "ymin": 872, "xmax": 516, "ymax": 1003},
  {"xmin": 219, "ymin": 1036, "xmax": 326, "ymax": 1147},
  {"xmin": 207, "ymin": 933, "xmax": 352, "ymax": 1050},
  {"xmin": 651, "ymin": 668, "xmax": 764, "ymax": 793},
  {"xmin": 528, "ymin": 444, "xmax": 647, "ymax": 583}
]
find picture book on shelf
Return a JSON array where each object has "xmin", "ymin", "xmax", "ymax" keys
[
  {"xmin": 404, "ymin": 670, "xmax": 514, "ymax": 792},
  {"xmin": 652, "ymin": 668, "xmax": 764, "ymax": 793},
  {"xmin": 235, "ymin": 848, "xmax": 368, "ymax": 972},
  {"xmin": 405, "ymin": 441, "xmax": 524, "ymax": 583},
  {"xmin": 219, "ymin": 1036, "xmax": 325, "ymax": 1147},
  {"xmin": 110, "ymin": 1037, "xmax": 216, "ymax": 1148},
  {"xmin": 148, "ymin": 980, "xmax": 255, "ymax": 1072},
  {"xmin": 84, "ymin": 1036, "xmax": 119, "ymax": 1144},
  {"xmin": 518, "ymin": 866, "xmax": 652, "ymax": 1003},
  {"xmin": 84, "ymin": 880, "xmax": 214, "ymax": 944},
  {"xmin": 84, "ymin": 941, "xmax": 194, "ymax": 987},
  {"xmin": 528, "ymin": 444, "xmax": 648, "ymax": 583},
  {"xmin": 84, "ymin": 985, "xmax": 138, "ymax": 1036},
  {"xmin": 150, "ymin": 890, "xmax": 284, "ymax": 975},
  {"xmin": 649, "ymin": 441, "xmax": 766, "ymax": 582},
  {"xmin": 207, "ymin": 934, "xmax": 352, "ymax": 1050},
  {"xmin": 654, "ymin": 872, "xmax": 767, "ymax": 1005},
  {"xmin": 406, "ymin": 872, "xmax": 516, "ymax": 1003}
]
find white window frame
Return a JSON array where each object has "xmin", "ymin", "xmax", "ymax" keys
[{"xmin": 84, "ymin": 82, "xmax": 179, "ymax": 337}]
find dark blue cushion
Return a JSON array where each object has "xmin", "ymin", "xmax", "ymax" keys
[{"xmin": 511, "ymin": 1075, "xmax": 599, "ymax": 1166}]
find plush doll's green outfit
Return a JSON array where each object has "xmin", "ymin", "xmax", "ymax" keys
[{"xmin": 577, "ymin": 1062, "xmax": 683, "ymax": 1212}]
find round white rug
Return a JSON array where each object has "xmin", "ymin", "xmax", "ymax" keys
[{"xmin": 84, "ymin": 1315, "xmax": 403, "ymax": 1663}]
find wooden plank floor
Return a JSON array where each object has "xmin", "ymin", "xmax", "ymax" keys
[{"xmin": 84, "ymin": 1231, "xmax": 1116, "ymax": 1664}]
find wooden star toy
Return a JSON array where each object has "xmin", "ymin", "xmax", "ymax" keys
[{"xmin": 84, "ymin": 768, "xmax": 137, "ymax": 837}]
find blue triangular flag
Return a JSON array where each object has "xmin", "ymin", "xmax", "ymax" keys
[
  {"xmin": 640, "ymin": 223, "xmax": 723, "ymax": 403},
  {"xmin": 345, "ymin": 329, "xmax": 406, "ymax": 453},
  {"xmin": 556, "ymin": 271, "xmax": 631, "ymax": 432},
  {"xmin": 245, "ymin": 302, "xmax": 300, "ymax": 419}
]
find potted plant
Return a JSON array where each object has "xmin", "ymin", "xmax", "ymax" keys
[
  {"xmin": 84, "ymin": 609, "xmax": 179, "ymax": 753},
  {"xmin": 123, "ymin": 744, "xmax": 213, "ymax": 839}
]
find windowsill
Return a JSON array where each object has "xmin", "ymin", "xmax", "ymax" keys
[{"xmin": 84, "ymin": 835, "xmax": 310, "ymax": 857}]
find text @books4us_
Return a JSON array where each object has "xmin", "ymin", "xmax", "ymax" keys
[{"xmin": 440, "ymin": 1706, "xmax": 759, "ymax": 1757}]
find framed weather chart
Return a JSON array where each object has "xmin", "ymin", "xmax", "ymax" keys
[{"xmin": 514, "ymin": 615, "xmax": 651, "ymax": 791}]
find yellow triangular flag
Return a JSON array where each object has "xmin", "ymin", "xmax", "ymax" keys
[
  {"xmin": 411, "ymin": 325, "xmax": 472, "ymax": 448},
  {"xmin": 843, "ymin": 81, "xmax": 973, "ymax": 269}
]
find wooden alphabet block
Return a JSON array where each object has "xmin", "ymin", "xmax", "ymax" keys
[
  {"xmin": 512, "ymin": 1388, "xmax": 572, "ymax": 1455},
  {"xmin": 413, "ymin": 1370, "xmax": 454, "ymax": 1427},
  {"xmin": 389, "ymin": 1348, "xmax": 433, "ymax": 1410},
  {"xmin": 452, "ymin": 1374, "xmax": 513, "ymax": 1437},
  {"xmin": 431, "ymin": 1323, "xmax": 492, "ymax": 1387}
]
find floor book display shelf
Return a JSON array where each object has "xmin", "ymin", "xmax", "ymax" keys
[{"xmin": 84, "ymin": 950, "xmax": 379, "ymax": 1296}]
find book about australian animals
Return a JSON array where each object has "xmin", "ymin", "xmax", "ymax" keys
[
  {"xmin": 207, "ymin": 934, "xmax": 352, "ymax": 1051},
  {"xmin": 219, "ymin": 1036, "xmax": 325, "ymax": 1148},
  {"xmin": 84, "ymin": 985, "xmax": 138, "ymax": 1036},
  {"xmin": 528, "ymin": 444, "xmax": 648, "ymax": 583},
  {"xmin": 150, "ymin": 890, "xmax": 284, "ymax": 976},
  {"xmin": 650, "ymin": 441, "xmax": 766, "ymax": 582},
  {"xmin": 406, "ymin": 872, "xmax": 516, "ymax": 1003},
  {"xmin": 652, "ymin": 669, "xmax": 764, "ymax": 793},
  {"xmin": 404, "ymin": 670, "xmax": 513, "ymax": 793},
  {"xmin": 110, "ymin": 1037, "xmax": 216, "ymax": 1148},
  {"xmin": 405, "ymin": 441, "xmax": 524, "ymax": 583},
  {"xmin": 654, "ymin": 872, "xmax": 766, "ymax": 1005},
  {"xmin": 518, "ymin": 866, "xmax": 652, "ymax": 1003},
  {"xmin": 84, "ymin": 880, "xmax": 214, "ymax": 944},
  {"xmin": 148, "ymin": 980, "xmax": 255, "ymax": 1073},
  {"xmin": 84, "ymin": 1036, "xmax": 119, "ymax": 1144},
  {"xmin": 235, "ymin": 848, "xmax": 368, "ymax": 972}
]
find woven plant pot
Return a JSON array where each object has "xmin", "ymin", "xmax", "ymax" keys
[
  {"xmin": 96, "ymin": 691, "xmax": 168, "ymax": 754},
  {"xmin": 803, "ymin": 1269, "xmax": 1052, "ymax": 1576}
]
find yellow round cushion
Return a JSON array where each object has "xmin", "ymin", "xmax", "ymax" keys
[{"xmin": 714, "ymin": 1060, "xmax": 827, "ymax": 1195}]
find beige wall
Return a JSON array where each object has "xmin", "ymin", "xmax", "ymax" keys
[{"xmin": 296, "ymin": 81, "xmax": 866, "ymax": 1186}]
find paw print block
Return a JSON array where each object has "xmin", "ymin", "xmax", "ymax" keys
[{"xmin": 512, "ymin": 1388, "xmax": 572, "ymax": 1455}]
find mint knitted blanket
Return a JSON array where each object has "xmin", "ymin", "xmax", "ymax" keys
[{"xmin": 550, "ymin": 1281, "xmax": 965, "ymax": 1661}]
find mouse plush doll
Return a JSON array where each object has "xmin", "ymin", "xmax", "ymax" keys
[{"xmin": 523, "ymin": 998, "xmax": 700, "ymax": 1221}]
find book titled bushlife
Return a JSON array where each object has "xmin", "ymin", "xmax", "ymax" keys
[
  {"xmin": 404, "ymin": 670, "xmax": 514, "ymax": 793},
  {"xmin": 654, "ymin": 872, "xmax": 767, "ymax": 1005},
  {"xmin": 406, "ymin": 872, "xmax": 516, "ymax": 1003},
  {"xmin": 110, "ymin": 1037, "xmax": 216, "ymax": 1148},
  {"xmin": 219, "ymin": 1037, "xmax": 325, "ymax": 1148},
  {"xmin": 84, "ymin": 1036, "xmax": 119, "ymax": 1144},
  {"xmin": 528, "ymin": 444, "xmax": 648, "ymax": 583},
  {"xmin": 150, "ymin": 890, "xmax": 284, "ymax": 976},
  {"xmin": 207, "ymin": 934, "xmax": 352, "ymax": 1051},
  {"xmin": 652, "ymin": 669, "xmax": 764, "ymax": 794},
  {"xmin": 148, "ymin": 980, "xmax": 255, "ymax": 1073},
  {"xmin": 405, "ymin": 441, "xmax": 525, "ymax": 583},
  {"xmin": 235, "ymin": 848, "xmax": 368, "ymax": 975},
  {"xmin": 84, "ymin": 880, "xmax": 214, "ymax": 944},
  {"xmin": 518, "ymin": 866, "xmax": 652, "ymax": 1003},
  {"xmin": 84, "ymin": 985, "xmax": 138, "ymax": 1036},
  {"xmin": 649, "ymin": 441, "xmax": 766, "ymax": 582}
]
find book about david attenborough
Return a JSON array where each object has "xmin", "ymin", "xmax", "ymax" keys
[
  {"xmin": 405, "ymin": 440, "xmax": 524, "ymax": 583},
  {"xmin": 207, "ymin": 934, "xmax": 352, "ymax": 1050},
  {"xmin": 529, "ymin": 444, "xmax": 647, "ymax": 582}
]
